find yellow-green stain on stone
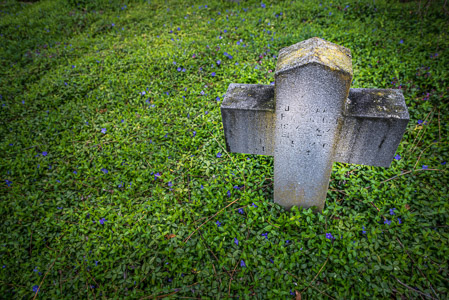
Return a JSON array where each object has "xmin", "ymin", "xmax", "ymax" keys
[{"xmin": 276, "ymin": 37, "xmax": 353, "ymax": 76}]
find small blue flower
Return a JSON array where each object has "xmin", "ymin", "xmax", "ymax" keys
[
  {"xmin": 400, "ymin": 39, "xmax": 404, "ymax": 44},
  {"xmin": 394, "ymin": 154, "xmax": 401, "ymax": 160},
  {"xmin": 290, "ymin": 290, "xmax": 295, "ymax": 296},
  {"xmin": 216, "ymin": 152, "xmax": 222, "ymax": 158},
  {"xmin": 389, "ymin": 208, "xmax": 396, "ymax": 215},
  {"xmin": 168, "ymin": 181, "xmax": 173, "ymax": 187},
  {"xmin": 227, "ymin": 190, "xmax": 231, "ymax": 197},
  {"xmin": 251, "ymin": 203, "xmax": 257, "ymax": 208},
  {"xmin": 325, "ymin": 233, "xmax": 334, "ymax": 239},
  {"xmin": 73, "ymin": 171, "xmax": 77, "ymax": 174},
  {"xmin": 216, "ymin": 96, "xmax": 220, "ymax": 101},
  {"xmin": 238, "ymin": 208, "xmax": 244, "ymax": 214},
  {"xmin": 261, "ymin": 3, "xmax": 266, "ymax": 8},
  {"xmin": 261, "ymin": 232, "xmax": 268, "ymax": 239},
  {"xmin": 216, "ymin": 221, "xmax": 221, "ymax": 227},
  {"xmin": 101, "ymin": 168, "xmax": 108, "ymax": 174},
  {"xmin": 42, "ymin": 151, "xmax": 48, "ymax": 157},
  {"xmin": 211, "ymin": 72, "xmax": 216, "ymax": 77},
  {"xmin": 422, "ymin": 165, "xmax": 428, "ymax": 169},
  {"xmin": 99, "ymin": 218, "xmax": 106, "ymax": 225},
  {"xmin": 32, "ymin": 285, "xmax": 40, "ymax": 293},
  {"xmin": 200, "ymin": 184, "xmax": 204, "ymax": 190},
  {"xmin": 234, "ymin": 237, "xmax": 239, "ymax": 245},
  {"xmin": 398, "ymin": 218, "xmax": 402, "ymax": 224},
  {"xmin": 5, "ymin": 180, "xmax": 12, "ymax": 187},
  {"xmin": 154, "ymin": 172, "xmax": 161, "ymax": 180},
  {"xmin": 57, "ymin": 207, "xmax": 63, "ymax": 210},
  {"xmin": 217, "ymin": 60, "xmax": 221, "ymax": 65},
  {"xmin": 384, "ymin": 219, "xmax": 391, "ymax": 225},
  {"xmin": 200, "ymin": 91, "xmax": 205, "ymax": 95},
  {"xmin": 442, "ymin": 162, "xmax": 447, "ymax": 165},
  {"xmin": 417, "ymin": 119, "xmax": 423, "ymax": 125},
  {"xmin": 240, "ymin": 260, "xmax": 246, "ymax": 267},
  {"xmin": 101, "ymin": 128, "xmax": 106, "ymax": 134},
  {"xmin": 192, "ymin": 131, "xmax": 196, "ymax": 137},
  {"xmin": 177, "ymin": 67, "xmax": 181, "ymax": 72}
]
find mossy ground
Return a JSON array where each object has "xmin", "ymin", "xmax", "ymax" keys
[{"xmin": 0, "ymin": 0, "xmax": 448, "ymax": 298}]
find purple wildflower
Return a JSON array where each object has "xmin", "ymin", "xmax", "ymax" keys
[
  {"xmin": 240, "ymin": 260, "xmax": 246, "ymax": 267},
  {"xmin": 234, "ymin": 237, "xmax": 239, "ymax": 245},
  {"xmin": 394, "ymin": 154, "xmax": 401, "ymax": 160},
  {"xmin": 101, "ymin": 128, "xmax": 106, "ymax": 134},
  {"xmin": 216, "ymin": 152, "xmax": 222, "ymax": 158}
]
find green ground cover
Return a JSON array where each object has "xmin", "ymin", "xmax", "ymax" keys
[{"xmin": 0, "ymin": 0, "xmax": 448, "ymax": 298}]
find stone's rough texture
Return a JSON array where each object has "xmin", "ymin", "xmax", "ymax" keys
[
  {"xmin": 221, "ymin": 84, "xmax": 409, "ymax": 168},
  {"xmin": 344, "ymin": 88, "xmax": 409, "ymax": 119},
  {"xmin": 221, "ymin": 84, "xmax": 275, "ymax": 156},
  {"xmin": 274, "ymin": 47, "xmax": 352, "ymax": 210},
  {"xmin": 221, "ymin": 83, "xmax": 274, "ymax": 111},
  {"xmin": 276, "ymin": 37, "xmax": 353, "ymax": 77},
  {"xmin": 220, "ymin": 37, "xmax": 409, "ymax": 211},
  {"xmin": 334, "ymin": 89, "xmax": 409, "ymax": 167}
]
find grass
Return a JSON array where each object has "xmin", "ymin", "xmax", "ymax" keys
[{"xmin": 0, "ymin": 0, "xmax": 448, "ymax": 298}]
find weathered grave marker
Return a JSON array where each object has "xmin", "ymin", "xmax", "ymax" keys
[{"xmin": 221, "ymin": 37, "xmax": 409, "ymax": 211}]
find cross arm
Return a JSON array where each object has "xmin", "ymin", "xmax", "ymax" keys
[{"xmin": 220, "ymin": 84, "xmax": 409, "ymax": 167}]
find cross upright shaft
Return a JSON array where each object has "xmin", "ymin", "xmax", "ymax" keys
[
  {"xmin": 273, "ymin": 38, "xmax": 352, "ymax": 210},
  {"xmin": 220, "ymin": 37, "xmax": 409, "ymax": 211}
]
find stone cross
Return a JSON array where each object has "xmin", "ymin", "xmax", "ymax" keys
[{"xmin": 220, "ymin": 37, "xmax": 409, "ymax": 211}]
